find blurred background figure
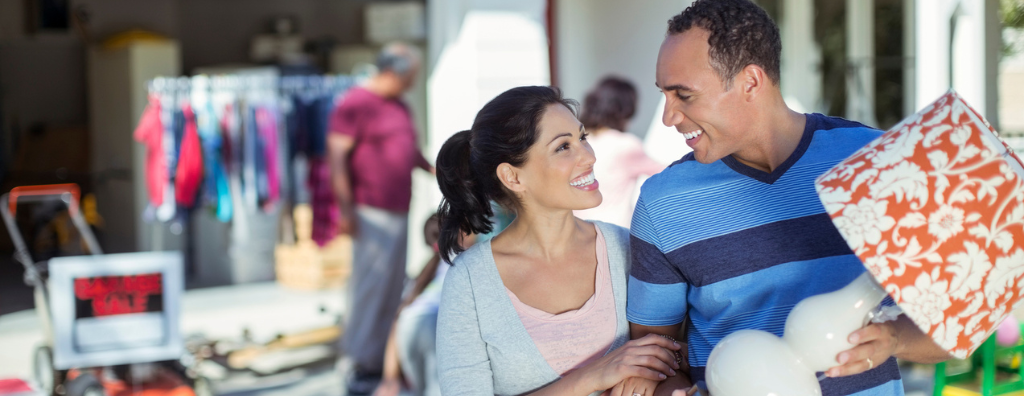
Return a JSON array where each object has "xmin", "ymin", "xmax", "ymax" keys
[
  {"xmin": 326, "ymin": 42, "xmax": 434, "ymax": 396},
  {"xmin": 374, "ymin": 213, "xmax": 476, "ymax": 396},
  {"xmin": 574, "ymin": 76, "xmax": 666, "ymax": 228}
]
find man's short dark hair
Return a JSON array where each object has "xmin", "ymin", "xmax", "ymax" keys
[{"xmin": 668, "ymin": 0, "xmax": 781, "ymax": 88}]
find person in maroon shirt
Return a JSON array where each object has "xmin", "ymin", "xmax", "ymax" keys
[{"xmin": 327, "ymin": 42, "xmax": 434, "ymax": 396}]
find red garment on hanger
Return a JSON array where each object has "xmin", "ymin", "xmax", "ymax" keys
[
  {"xmin": 133, "ymin": 95, "xmax": 167, "ymax": 206},
  {"xmin": 175, "ymin": 104, "xmax": 204, "ymax": 207}
]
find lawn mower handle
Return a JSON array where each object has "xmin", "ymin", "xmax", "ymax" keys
[{"xmin": 0, "ymin": 184, "xmax": 104, "ymax": 285}]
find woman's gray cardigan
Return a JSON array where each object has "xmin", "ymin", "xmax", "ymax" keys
[{"xmin": 436, "ymin": 221, "xmax": 632, "ymax": 396}]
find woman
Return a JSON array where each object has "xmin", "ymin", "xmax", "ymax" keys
[
  {"xmin": 573, "ymin": 76, "xmax": 665, "ymax": 228},
  {"xmin": 435, "ymin": 86, "xmax": 681, "ymax": 396}
]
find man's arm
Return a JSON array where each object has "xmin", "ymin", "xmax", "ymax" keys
[
  {"xmin": 890, "ymin": 315, "xmax": 951, "ymax": 363},
  {"xmin": 632, "ymin": 324, "xmax": 683, "ymax": 340},
  {"xmin": 414, "ymin": 149, "xmax": 435, "ymax": 175},
  {"xmin": 327, "ymin": 133, "xmax": 357, "ymax": 235},
  {"xmin": 620, "ymin": 195, "xmax": 694, "ymax": 396}
]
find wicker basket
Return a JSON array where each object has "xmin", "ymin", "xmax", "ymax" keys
[{"xmin": 275, "ymin": 205, "xmax": 352, "ymax": 290}]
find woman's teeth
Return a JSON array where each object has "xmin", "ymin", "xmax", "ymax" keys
[
  {"xmin": 570, "ymin": 172, "xmax": 596, "ymax": 187},
  {"xmin": 683, "ymin": 130, "xmax": 704, "ymax": 140}
]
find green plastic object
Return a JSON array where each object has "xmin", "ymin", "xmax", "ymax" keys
[{"xmin": 933, "ymin": 327, "xmax": 1024, "ymax": 396}]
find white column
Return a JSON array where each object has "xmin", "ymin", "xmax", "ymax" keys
[
  {"xmin": 903, "ymin": 0, "xmax": 915, "ymax": 117},
  {"xmin": 781, "ymin": 0, "xmax": 823, "ymax": 113},
  {"xmin": 913, "ymin": 0, "xmax": 948, "ymax": 110},
  {"xmin": 912, "ymin": 0, "xmax": 998, "ymax": 119},
  {"xmin": 914, "ymin": 0, "xmax": 956, "ymax": 111},
  {"xmin": 946, "ymin": 0, "xmax": 1000, "ymax": 123},
  {"xmin": 846, "ymin": 0, "xmax": 877, "ymax": 126},
  {"xmin": 952, "ymin": 0, "xmax": 986, "ymax": 114},
  {"xmin": 983, "ymin": 0, "xmax": 1001, "ymax": 126}
]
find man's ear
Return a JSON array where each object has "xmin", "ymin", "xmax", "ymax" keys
[
  {"xmin": 738, "ymin": 64, "xmax": 767, "ymax": 101},
  {"xmin": 497, "ymin": 163, "xmax": 525, "ymax": 193}
]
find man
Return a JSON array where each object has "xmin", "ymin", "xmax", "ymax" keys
[
  {"xmin": 327, "ymin": 42, "xmax": 434, "ymax": 395},
  {"xmin": 623, "ymin": 1, "xmax": 951, "ymax": 395}
]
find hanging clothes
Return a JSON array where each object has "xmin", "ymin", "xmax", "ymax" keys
[
  {"xmin": 135, "ymin": 74, "xmax": 352, "ymax": 228},
  {"xmin": 175, "ymin": 104, "xmax": 204, "ymax": 208},
  {"xmin": 134, "ymin": 95, "xmax": 167, "ymax": 207},
  {"xmin": 256, "ymin": 106, "xmax": 281, "ymax": 209},
  {"xmin": 156, "ymin": 93, "xmax": 177, "ymax": 221},
  {"xmin": 197, "ymin": 102, "xmax": 233, "ymax": 222},
  {"xmin": 312, "ymin": 95, "xmax": 334, "ymax": 157},
  {"xmin": 288, "ymin": 95, "xmax": 313, "ymax": 158}
]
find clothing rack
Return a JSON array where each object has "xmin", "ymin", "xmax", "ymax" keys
[
  {"xmin": 135, "ymin": 71, "xmax": 354, "ymax": 285},
  {"xmin": 147, "ymin": 74, "xmax": 353, "ymax": 94}
]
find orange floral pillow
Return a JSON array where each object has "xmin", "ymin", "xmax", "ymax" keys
[{"xmin": 815, "ymin": 90, "xmax": 1024, "ymax": 358}]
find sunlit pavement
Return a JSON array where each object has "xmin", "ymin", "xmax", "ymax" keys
[
  {"xmin": 0, "ymin": 280, "xmax": 964, "ymax": 396},
  {"xmin": 0, "ymin": 282, "xmax": 345, "ymax": 396}
]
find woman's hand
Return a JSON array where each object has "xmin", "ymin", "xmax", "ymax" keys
[
  {"xmin": 577, "ymin": 334, "xmax": 682, "ymax": 393},
  {"xmin": 826, "ymin": 322, "xmax": 899, "ymax": 377}
]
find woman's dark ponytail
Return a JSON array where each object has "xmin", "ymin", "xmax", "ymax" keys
[{"xmin": 436, "ymin": 130, "xmax": 493, "ymax": 263}]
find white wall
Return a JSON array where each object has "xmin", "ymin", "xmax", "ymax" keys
[
  {"xmin": 555, "ymin": 0, "xmax": 693, "ymax": 139},
  {"xmin": 1000, "ymin": 45, "xmax": 1024, "ymax": 135}
]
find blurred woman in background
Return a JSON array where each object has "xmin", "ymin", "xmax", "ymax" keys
[{"xmin": 573, "ymin": 76, "xmax": 665, "ymax": 228}]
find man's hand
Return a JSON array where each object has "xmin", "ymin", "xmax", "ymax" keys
[
  {"xmin": 328, "ymin": 133, "xmax": 357, "ymax": 237},
  {"xmin": 826, "ymin": 322, "xmax": 898, "ymax": 377},
  {"xmin": 827, "ymin": 315, "xmax": 951, "ymax": 378},
  {"xmin": 336, "ymin": 206, "xmax": 358, "ymax": 237}
]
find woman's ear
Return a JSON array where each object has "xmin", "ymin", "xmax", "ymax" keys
[{"xmin": 497, "ymin": 163, "xmax": 525, "ymax": 193}]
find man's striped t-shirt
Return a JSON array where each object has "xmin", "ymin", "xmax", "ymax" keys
[{"xmin": 627, "ymin": 113, "xmax": 905, "ymax": 396}]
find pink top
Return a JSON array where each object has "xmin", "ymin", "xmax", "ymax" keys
[
  {"xmin": 328, "ymin": 87, "xmax": 431, "ymax": 212},
  {"xmin": 575, "ymin": 130, "xmax": 665, "ymax": 227},
  {"xmin": 506, "ymin": 227, "xmax": 617, "ymax": 375}
]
